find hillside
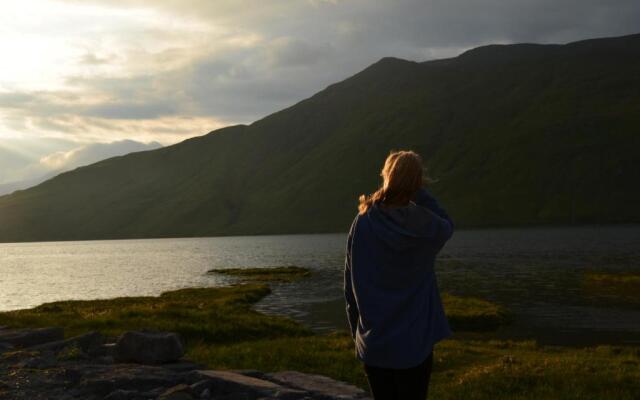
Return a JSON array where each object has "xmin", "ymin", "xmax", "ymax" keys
[{"xmin": 0, "ymin": 33, "xmax": 639, "ymax": 242}]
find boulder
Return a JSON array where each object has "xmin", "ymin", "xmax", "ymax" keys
[
  {"xmin": 114, "ymin": 331, "xmax": 184, "ymax": 364},
  {"xmin": 159, "ymin": 384, "xmax": 194, "ymax": 400},
  {"xmin": 103, "ymin": 389, "xmax": 138, "ymax": 400},
  {"xmin": 0, "ymin": 342, "xmax": 14, "ymax": 354},
  {"xmin": 190, "ymin": 379, "xmax": 213, "ymax": 396},
  {"xmin": 0, "ymin": 327, "xmax": 64, "ymax": 348},
  {"xmin": 72, "ymin": 364, "xmax": 183, "ymax": 397},
  {"xmin": 16, "ymin": 351, "xmax": 58, "ymax": 369},
  {"xmin": 162, "ymin": 360, "xmax": 207, "ymax": 372},
  {"xmin": 265, "ymin": 371, "xmax": 369, "ymax": 399},
  {"xmin": 195, "ymin": 370, "xmax": 293, "ymax": 398}
]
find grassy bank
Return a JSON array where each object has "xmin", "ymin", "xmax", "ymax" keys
[
  {"xmin": 0, "ymin": 284, "xmax": 311, "ymax": 342},
  {"xmin": 441, "ymin": 293, "xmax": 510, "ymax": 331},
  {"xmin": 584, "ymin": 272, "xmax": 640, "ymax": 286},
  {"xmin": 1, "ymin": 283, "xmax": 638, "ymax": 399},
  {"xmin": 583, "ymin": 271, "xmax": 640, "ymax": 306}
]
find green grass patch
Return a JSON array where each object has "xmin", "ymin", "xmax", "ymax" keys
[
  {"xmin": 187, "ymin": 331, "xmax": 640, "ymax": 400},
  {"xmin": 585, "ymin": 272, "xmax": 640, "ymax": 285},
  {"xmin": 0, "ymin": 284, "xmax": 312, "ymax": 344},
  {"xmin": 207, "ymin": 266, "xmax": 312, "ymax": 282},
  {"xmin": 442, "ymin": 293, "xmax": 511, "ymax": 331},
  {"xmin": 583, "ymin": 272, "xmax": 640, "ymax": 305},
  {"xmin": 1, "ymin": 285, "xmax": 638, "ymax": 399}
]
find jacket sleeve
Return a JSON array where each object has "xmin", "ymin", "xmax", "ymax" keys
[
  {"xmin": 413, "ymin": 187, "xmax": 454, "ymax": 244},
  {"xmin": 344, "ymin": 216, "xmax": 359, "ymax": 340}
]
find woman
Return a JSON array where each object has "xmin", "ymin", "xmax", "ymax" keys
[{"xmin": 344, "ymin": 150, "xmax": 454, "ymax": 400}]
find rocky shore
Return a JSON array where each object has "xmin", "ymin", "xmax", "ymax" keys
[{"xmin": 0, "ymin": 326, "xmax": 370, "ymax": 400}]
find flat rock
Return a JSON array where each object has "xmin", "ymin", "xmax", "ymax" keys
[
  {"xmin": 103, "ymin": 389, "xmax": 138, "ymax": 400},
  {"xmin": 72, "ymin": 364, "xmax": 185, "ymax": 397},
  {"xmin": 0, "ymin": 327, "xmax": 64, "ymax": 348},
  {"xmin": 0, "ymin": 342, "xmax": 14, "ymax": 354},
  {"xmin": 114, "ymin": 331, "xmax": 184, "ymax": 364},
  {"xmin": 196, "ymin": 370, "xmax": 292, "ymax": 397},
  {"xmin": 16, "ymin": 351, "xmax": 58, "ymax": 369},
  {"xmin": 159, "ymin": 383, "xmax": 194, "ymax": 399},
  {"xmin": 265, "ymin": 371, "xmax": 369, "ymax": 399},
  {"xmin": 162, "ymin": 360, "xmax": 207, "ymax": 372}
]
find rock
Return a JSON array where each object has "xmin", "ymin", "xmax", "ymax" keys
[
  {"xmin": 0, "ymin": 327, "xmax": 64, "ymax": 348},
  {"xmin": 114, "ymin": 331, "xmax": 184, "ymax": 364},
  {"xmin": 104, "ymin": 389, "xmax": 138, "ymax": 400},
  {"xmin": 27, "ymin": 331, "xmax": 105, "ymax": 355},
  {"xmin": 265, "ymin": 371, "xmax": 369, "ymax": 399},
  {"xmin": 233, "ymin": 369, "xmax": 269, "ymax": 380},
  {"xmin": 98, "ymin": 343, "xmax": 117, "ymax": 357},
  {"xmin": 162, "ymin": 360, "xmax": 208, "ymax": 372},
  {"xmin": 95, "ymin": 355, "xmax": 115, "ymax": 364},
  {"xmin": 60, "ymin": 367, "xmax": 85, "ymax": 385},
  {"xmin": 17, "ymin": 351, "xmax": 58, "ymax": 369},
  {"xmin": 273, "ymin": 388, "xmax": 310, "ymax": 400},
  {"xmin": 72, "ymin": 364, "xmax": 184, "ymax": 397},
  {"xmin": 0, "ymin": 342, "xmax": 14, "ymax": 354},
  {"xmin": 195, "ymin": 370, "xmax": 291, "ymax": 398},
  {"xmin": 159, "ymin": 383, "xmax": 194, "ymax": 399},
  {"xmin": 190, "ymin": 379, "xmax": 213, "ymax": 396}
]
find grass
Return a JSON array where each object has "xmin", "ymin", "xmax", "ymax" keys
[
  {"xmin": 583, "ymin": 272, "xmax": 640, "ymax": 305},
  {"xmin": 442, "ymin": 293, "xmax": 510, "ymax": 331},
  {"xmin": 207, "ymin": 266, "xmax": 312, "ymax": 282},
  {"xmin": 584, "ymin": 272, "xmax": 640, "ymax": 285},
  {"xmin": 0, "ymin": 284, "xmax": 638, "ymax": 399},
  {"xmin": 0, "ymin": 284, "xmax": 311, "ymax": 344},
  {"xmin": 188, "ymin": 333, "xmax": 640, "ymax": 400}
]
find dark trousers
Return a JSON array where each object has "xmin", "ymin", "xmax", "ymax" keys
[{"xmin": 363, "ymin": 352, "xmax": 434, "ymax": 400}]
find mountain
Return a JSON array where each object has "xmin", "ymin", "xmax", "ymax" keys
[
  {"xmin": 0, "ymin": 33, "xmax": 638, "ymax": 243},
  {"xmin": 0, "ymin": 140, "xmax": 163, "ymax": 196},
  {"xmin": 0, "ymin": 172, "xmax": 58, "ymax": 197}
]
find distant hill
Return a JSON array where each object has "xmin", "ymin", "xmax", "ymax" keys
[
  {"xmin": 0, "ymin": 140, "xmax": 162, "ymax": 196},
  {"xmin": 0, "ymin": 33, "xmax": 638, "ymax": 243}
]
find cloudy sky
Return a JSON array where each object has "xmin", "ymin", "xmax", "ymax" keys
[{"xmin": 0, "ymin": 0, "xmax": 639, "ymax": 185}]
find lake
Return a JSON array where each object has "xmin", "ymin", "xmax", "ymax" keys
[{"xmin": 1, "ymin": 225, "xmax": 639, "ymax": 346}]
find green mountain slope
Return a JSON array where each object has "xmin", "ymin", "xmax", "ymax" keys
[{"xmin": 1, "ymin": 33, "xmax": 639, "ymax": 242}]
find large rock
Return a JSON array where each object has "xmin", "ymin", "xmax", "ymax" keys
[
  {"xmin": 195, "ymin": 370, "xmax": 306, "ymax": 398},
  {"xmin": 0, "ymin": 327, "xmax": 64, "ymax": 348},
  {"xmin": 114, "ymin": 331, "xmax": 184, "ymax": 364},
  {"xmin": 159, "ymin": 384, "xmax": 195, "ymax": 400},
  {"xmin": 15, "ymin": 351, "xmax": 58, "ymax": 369},
  {"xmin": 0, "ymin": 342, "xmax": 14, "ymax": 354},
  {"xmin": 266, "ymin": 371, "xmax": 370, "ymax": 399},
  {"xmin": 71, "ymin": 364, "xmax": 184, "ymax": 397}
]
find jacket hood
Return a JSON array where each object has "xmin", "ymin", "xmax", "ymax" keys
[{"xmin": 366, "ymin": 202, "xmax": 436, "ymax": 251}]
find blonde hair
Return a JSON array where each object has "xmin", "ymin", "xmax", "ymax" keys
[{"xmin": 358, "ymin": 150, "xmax": 430, "ymax": 215}]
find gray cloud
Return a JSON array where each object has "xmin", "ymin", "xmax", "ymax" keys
[{"xmin": 2, "ymin": 0, "xmax": 639, "ymax": 144}]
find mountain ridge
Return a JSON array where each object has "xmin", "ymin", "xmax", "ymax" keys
[{"xmin": 0, "ymin": 33, "xmax": 638, "ymax": 242}]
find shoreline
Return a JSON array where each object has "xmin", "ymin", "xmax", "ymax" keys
[
  {"xmin": 1, "ymin": 223, "xmax": 638, "ymax": 245},
  {"xmin": 1, "ymin": 282, "xmax": 639, "ymax": 399}
]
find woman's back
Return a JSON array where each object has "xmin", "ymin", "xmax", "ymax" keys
[{"xmin": 345, "ymin": 187, "xmax": 454, "ymax": 369}]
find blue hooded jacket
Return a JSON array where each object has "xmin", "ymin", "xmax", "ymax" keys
[{"xmin": 344, "ymin": 187, "xmax": 454, "ymax": 368}]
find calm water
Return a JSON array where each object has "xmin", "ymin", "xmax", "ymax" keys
[{"xmin": 1, "ymin": 226, "xmax": 639, "ymax": 346}]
